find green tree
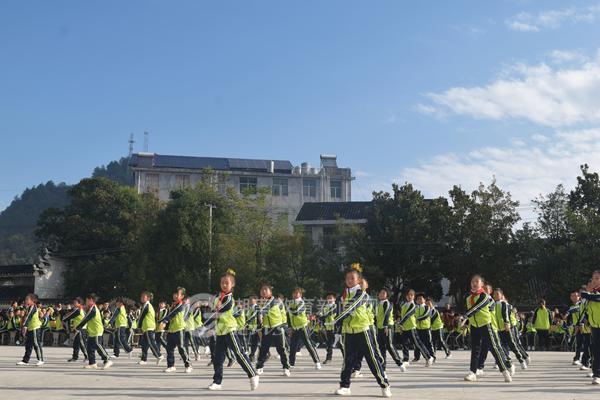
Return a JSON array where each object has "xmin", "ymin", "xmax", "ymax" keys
[{"xmin": 36, "ymin": 177, "xmax": 147, "ymax": 298}]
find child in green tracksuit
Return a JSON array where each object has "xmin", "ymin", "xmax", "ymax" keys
[
  {"xmin": 328, "ymin": 263, "xmax": 391, "ymax": 398},
  {"xmin": 396, "ymin": 289, "xmax": 432, "ymax": 369},
  {"xmin": 318, "ymin": 293, "xmax": 337, "ymax": 364},
  {"xmin": 155, "ymin": 301, "xmax": 168, "ymax": 352},
  {"xmin": 414, "ymin": 293, "xmax": 435, "ymax": 365},
  {"xmin": 288, "ymin": 287, "xmax": 321, "ymax": 370},
  {"xmin": 62, "ymin": 297, "xmax": 88, "ymax": 362},
  {"xmin": 493, "ymin": 288, "xmax": 527, "ymax": 370},
  {"xmin": 109, "ymin": 298, "xmax": 132, "ymax": 358},
  {"xmin": 16, "ymin": 293, "xmax": 44, "ymax": 366},
  {"xmin": 204, "ymin": 269, "xmax": 258, "ymax": 391},
  {"xmin": 256, "ymin": 284, "xmax": 291, "ymax": 376},
  {"xmin": 375, "ymin": 288, "xmax": 405, "ymax": 370},
  {"xmin": 184, "ymin": 298, "xmax": 199, "ymax": 361},
  {"xmin": 464, "ymin": 275, "xmax": 511, "ymax": 383},
  {"xmin": 158, "ymin": 287, "xmax": 192, "ymax": 373},
  {"xmin": 580, "ymin": 270, "xmax": 600, "ymax": 385},
  {"xmin": 77, "ymin": 293, "xmax": 112, "ymax": 370},
  {"xmin": 137, "ymin": 290, "xmax": 163, "ymax": 365},
  {"xmin": 532, "ymin": 299, "xmax": 552, "ymax": 351},
  {"xmin": 426, "ymin": 298, "xmax": 451, "ymax": 359}
]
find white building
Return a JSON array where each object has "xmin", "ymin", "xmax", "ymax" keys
[{"xmin": 129, "ymin": 153, "xmax": 353, "ymax": 226}]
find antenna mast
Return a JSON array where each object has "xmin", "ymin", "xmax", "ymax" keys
[
  {"xmin": 143, "ymin": 131, "xmax": 149, "ymax": 152},
  {"xmin": 128, "ymin": 133, "xmax": 135, "ymax": 157}
]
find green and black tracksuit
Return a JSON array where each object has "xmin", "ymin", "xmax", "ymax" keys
[
  {"xmin": 397, "ymin": 300, "xmax": 431, "ymax": 362},
  {"xmin": 288, "ymin": 298, "xmax": 320, "ymax": 366},
  {"xmin": 158, "ymin": 300, "xmax": 191, "ymax": 368},
  {"xmin": 109, "ymin": 305, "xmax": 132, "ymax": 356},
  {"xmin": 246, "ymin": 303, "xmax": 260, "ymax": 360},
  {"xmin": 138, "ymin": 301, "xmax": 162, "ymax": 361},
  {"xmin": 204, "ymin": 291, "xmax": 256, "ymax": 385},
  {"xmin": 414, "ymin": 303, "xmax": 435, "ymax": 361},
  {"xmin": 318, "ymin": 302, "xmax": 337, "ymax": 361},
  {"xmin": 330, "ymin": 285, "xmax": 389, "ymax": 389},
  {"xmin": 532, "ymin": 306, "xmax": 552, "ymax": 351},
  {"xmin": 76, "ymin": 304, "xmax": 109, "ymax": 365},
  {"xmin": 375, "ymin": 299, "xmax": 403, "ymax": 368},
  {"xmin": 155, "ymin": 307, "xmax": 168, "ymax": 351},
  {"xmin": 477, "ymin": 297, "xmax": 512, "ymax": 371},
  {"xmin": 430, "ymin": 307, "xmax": 451, "ymax": 357},
  {"xmin": 567, "ymin": 301, "xmax": 583, "ymax": 361},
  {"xmin": 494, "ymin": 300, "xmax": 524, "ymax": 363},
  {"xmin": 581, "ymin": 288, "xmax": 600, "ymax": 378},
  {"xmin": 466, "ymin": 291, "xmax": 508, "ymax": 373},
  {"xmin": 62, "ymin": 306, "xmax": 88, "ymax": 360},
  {"xmin": 256, "ymin": 296, "xmax": 290, "ymax": 370},
  {"xmin": 21, "ymin": 304, "xmax": 44, "ymax": 363}
]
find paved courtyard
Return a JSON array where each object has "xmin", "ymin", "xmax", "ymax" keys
[{"xmin": 0, "ymin": 346, "xmax": 597, "ymax": 399}]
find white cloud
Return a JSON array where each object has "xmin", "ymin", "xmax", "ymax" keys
[
  {"xmin": 506, "ymin": 5, "xmax": 600, "ymax": 32},
  {"xmin": 548, "ymin": 49, "xmax": 588, "ymax": 64},
  {"xmin": 394, "ymin": 129, "xmax": 600, "ymax": 211},
  {"xmin": 421, "ymin": 54, "xmax": 600, "ymax": 127}
]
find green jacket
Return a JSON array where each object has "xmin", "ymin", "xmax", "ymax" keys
[
  {"xmin": 330, "ymin": 286, "xmax": 370, "ymax": 334},
  {"xmin": 138, "ymin": 302, "xmax": 156, "ymax": 332},
  {"xmin": 207, "ymin": 292, "xmax": 238, "ymax": 336},
  {"xmin": 23, "ymin": 305, "xmax": 41, "ymax": 331},
  {"xmin": 260, "ymin": 297, "xmax": 286, "ymax": 329},
  {"xmin": 376, "ymin": 300, "xmax": 394, "ymax": 329},
  {"xmin": 319, "ymin": 302, "xmax": 337, "ymax": 331},
  {"xmin": 159, "ymin": 301, "xmax": 186, "ymax": 333},
  {"xmin": 398, "ymin": 301, "xmax": 417, "ymax": 331},
  {"xmin": 415, "ymin": 304, "xmax": 432, "ymax": 330},
  {"xmin": 78, "ymin": 305, "xmax": 103, "ymax": 337},
  {"xmin": 288, "ymin": 298, "xmax": 309, "ymax": 330},
  {"xmin": 581, "ymin": 290, "xmax": 600, "ymax": 328},
  {"xmin": 532, "ymin": 307, "xmax": 551, "ymax": 330},
  {"xmin": 466, "ymin": 292, "xmax": 493, "ymax": 328}
]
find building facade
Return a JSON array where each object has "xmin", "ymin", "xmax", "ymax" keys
[{"xmin": 129, "ymin": 153, "xmax": 353, "ymax": 226}]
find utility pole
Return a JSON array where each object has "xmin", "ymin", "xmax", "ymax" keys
[
  {"xmin": 143, "ymin": 130, "xmax": 149, "ymax": 152},
  {"xmin": 128, "ymin": 133, "xmax": 135, "ymax": 157}
]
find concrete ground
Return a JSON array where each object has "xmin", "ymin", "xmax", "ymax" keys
[{"xmin": 0, "ymin": 346, "xmax": 597, "ymax": 399}]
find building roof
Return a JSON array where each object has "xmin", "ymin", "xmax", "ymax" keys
[
  {"xmin": 129, "ymin": 153, "xmax": 294, "ymax": 174},
  {"xmin": 295, "ymin": 201, "xmax": 370, "ymax": 222},
  {"xmin": 0, "ymin": 264, "xmax": 34, "ymax": 276}
]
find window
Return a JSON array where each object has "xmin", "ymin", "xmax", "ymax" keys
[
  {"xmin": 239, "ymin": 176, "xmax": 257, "ymax": 194},
  {"xmin": 145, "ymin": 173, "xmax": 159, "ymax": 192},
  {"xmin": 330, "ymin": 180, "xmax": 342, "ymax": 199},
  {"xmin": 272, "ymin": 178, "xmax": 288, "ymax": 196},
  {"xmin": 214, "ymin": 174, "xmax": 227, "ymax": 194},
  {"xmin": 175, "ymin": 174, "xmax": 190, "ymax": 189},
  {"xmin": 303, "ymin": 179, "xmax": 316, "ymax": 197}
]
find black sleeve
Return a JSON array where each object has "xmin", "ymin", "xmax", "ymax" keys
[{"xmin": 76, "ymin": 307, "xmax": 96, "ymax": 330}]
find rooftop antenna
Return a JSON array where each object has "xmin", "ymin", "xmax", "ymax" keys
[
  {"xmin": 128, "ymin": 133, "xmax": 135, "ymax": 157},
  {"xmin": 143, "ymin": 130, "xmax": 149, "ymax": 152}
]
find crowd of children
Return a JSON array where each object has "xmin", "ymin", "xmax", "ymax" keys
[{"xmin": 1, "ymin": 266, "xmax": 599, "ymax": 395}]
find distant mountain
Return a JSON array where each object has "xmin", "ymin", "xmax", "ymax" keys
[{"xmin": 0, "ymin": 156, "xmax": 133, "ymax": 264}]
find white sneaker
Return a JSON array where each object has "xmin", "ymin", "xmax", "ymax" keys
[
  {"xmin": 399, "ymin": 363, "xmax": 407, "ymax": 372},
  {"xmin": 296, "ymin": 351, "xmax": 303, "ymax": 356},
  {"xmin": 250, "ymin": 375, "xmax": 260, "ymax": 390},
  {"xmin": 573, "ymin": 360, "xmax": 582, "ymax": 366},
  {"xmin": 445, "ymin": 354, "xmax": 452, "ymax": 359},
  {"xmin": 315, "ymin": 362, "xmax": 322, "ymax": 370},
  {"xmin": 520, "ymin": 361, "xmax": 528, "ymax": 370},
  {"xmin": 204, "ymin": 346, "xmax": 211, "ymax": 355},
  {"xmin": 335, "ymin": 387, "xmax": 352, "ymax": 396},
  {"xmin": 426, "ymin": 357, "xmax": 434, "ymax": 367},
  {"xmin": 475, "ymin": 369, "xmax": 484, "ymax": 376},
  {"xmin": 164, "ymin": 366, "xmax": 176, "ymax": 373},
  {"xmin": 283, "ymin": 368, "xmax": 291, "ymax": 377},
  {"xmin": 464, "ymin": 372, "xmax": 477, "ymax": 382},
  {"xmin": 16, "ymin": 361, "xmax": 29, "ymax": 366},
  {"xmin": 587, "ymin": 372, "xmax": 594, "ymax": 378},
  {"xmin": 509, "ymin": 364, "xmax": 516, "ymax": 376},
  {"xmin": 207, "ymin": 383, "xmax": 222, "ymax": 390},
  {"xmin": 138, "ymin": 360, "xmax": 147, "ymax": 365},
  {"xmin": 84, "ymin": 363, "xmax": 98, "ymax": 369},
  {"xmin": 102, "ymin": 360, "xmax": 114, "ymax": 370},
  {"xmin": 592, "ymin": 377, "xmax": 600, "ymax": 385},
  {"xmin": 382, "ymin": 387, "xmax": 392, "ymax": 398},
  {"xmin": 35, "ymin": 360, "xmax": 45, "ymax": 366},
  {"xmin": 352, "ymin": 370, "xmax": 363, "ymax": 378},
  {"xmin": 185, "ymin": 366, "xmax": 193, "ymax": 373},
  {"xmin": 581, "ymin": 365, "xmax": 590, "ymax": 371},
  {"xmin": 110, "ymin": 354, "xmax": 118, "ymax": 359},
  {"xmin": 156, "ymin": 355, "xmax": 164, "ymax": 365},
  {"xmin": 403, "ymin": 361, "xmax": 410, "ymax": 367},
  {"xmin": 502, "ymin": 370, "xmax": 512, "ymax": 383},
  {"xmin": 257, "ymin": 368, "xmax": 264, "ymax": 375}
]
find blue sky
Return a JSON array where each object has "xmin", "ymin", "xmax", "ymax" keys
[{"xmin": 2, "ymin": 1, "xmax": 600, "ymax": 215}]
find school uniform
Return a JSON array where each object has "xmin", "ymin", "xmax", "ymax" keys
[
  {"xmin": 256, "ymin": 296, "xmax": 291, "ymax": 371},
  {"xmin": 288, "ymin": 297, "xmax": 321, "ymax": 367},
  {"xmin": 21, "ymin": 304, "xmax": 44, "ymax": 364},
  {"xmin": 138, "ymin": 301, "xmax": 162, "ymax": 362},
  {"xmin": 205, "ymin": 292, "xmax": 257, "ymax": 386}
]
